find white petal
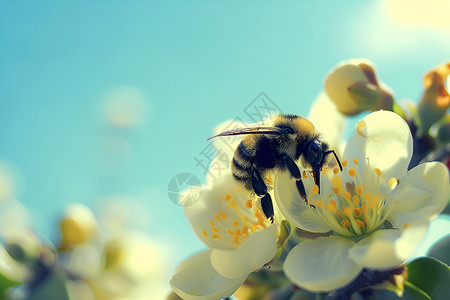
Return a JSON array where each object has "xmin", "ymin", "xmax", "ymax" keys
[
  {"xmin": 274, "ymin": 171, "xmax": 332, "ymax": 233},
  {"xmin": 210, "ymin": 224, "xmax": 277, "ymax": 279},
  {"xmin": 184, "ymin": 174, "xmax": 252, "ymax": 250},
  {"xmin": 349, "ymin": 224, "xmax": 428, "ymax": 269},
  {"xmin": 170, "ymin": 250, "xmax": 247, "ymax": 300},
  {"xmin": 343, "ymin": 110, "xmax": 412, "ymax": 182},
  {"xmin": 283, "ymin": 236, "xmax": 361, "ymax": 292},
  {"xmin": 308, "ymin": 92, "xmax": 346, "ymax": 153},
  {"xmin": 387, "ymin": 161, "xmax": 450, "ymax": 228}
]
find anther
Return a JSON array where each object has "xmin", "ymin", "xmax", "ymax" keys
[{"xmin": 348, "ymin": 168, "xmax": 357, "ymax": 177}]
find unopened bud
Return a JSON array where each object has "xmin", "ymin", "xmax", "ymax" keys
[
  {"xmin": 418, "ymin": 63, "xmax": 450, "ymax": 133},
  {"xmin": 325, "ymin": 59, "xmax": 394, "ymax": 116}
]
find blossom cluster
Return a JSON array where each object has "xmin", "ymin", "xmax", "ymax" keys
[{"xmin": 170, "ymin": 60, "xmax": 450, "ymax": 300}]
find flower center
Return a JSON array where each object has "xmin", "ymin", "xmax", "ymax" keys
[
  {"xmin": 201, "ymin": 191, "xmax": 270, "ymax": 249},
  {"xmin": 309, "ymin": 158, "xmax": 397, "ymax": 237}
]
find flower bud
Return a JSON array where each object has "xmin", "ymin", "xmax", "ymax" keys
[
  {"xmin": 324, "ymin": 59, "xmax": 394, "ymax": 116},
  {"xmin": 59, "ymin": 204, "xmax": 98, "ymax": 251},
  {"xmin": 418, "ymin": 63, "xmax": 450, "ymax": 133}
]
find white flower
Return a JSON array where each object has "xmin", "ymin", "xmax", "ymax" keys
[
  {"xmin": 170, "ymin": 174, "xmax": 278, "ymax": 300},
  {"xmin": 275, "ymin": 110, "xmax": 449, "ymax": 292}
]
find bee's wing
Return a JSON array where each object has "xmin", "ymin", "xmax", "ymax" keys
[{"xmin": 207, "ymin": 127, "xmax": 285, "ymax": 140}]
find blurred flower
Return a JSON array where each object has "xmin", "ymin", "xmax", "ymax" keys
[
  {"xmin": 417, "ymin": 62, "xmax": 450, "ymax": 134},
  {"xmin": 102, "ymin": 86, "xmax": 149, "ymax": 129},
  {"xmin": 275, "ymin": 111, "xmax": 449, "ymax": 292},
  {"xmin": 170, "ymin": 174, "xmax": 278, "ymax": 300},
  {"xmin": 324, "ymin": 59, "xmax": 394, "ymax": 116},
  {"xmin": 59, "ymin": 203, "xmax": 99, "ymax": 252}
]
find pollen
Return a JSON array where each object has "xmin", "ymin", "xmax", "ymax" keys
[
  {"xmin": 348, "ymin": 168, "xmax": 357, "ymax": 177},
  {"xmin": 333, "ymin": 167, "xmax": 340, "ymax": 174},
  {"xmin": 356, "ymin": 185, "xmax": 363, "ymax": 195},
  {"xmin": 342, "ymin": 206, "xmax": 352, "ymax": 217},
  {"xmin": 311, "ymin": 185, "xmax": 320, "ymax": 197},
  {"xmin": 219, "ymin": 211, "xmax": 227, "ymax": 219},
  {"xmin": 402, "ymin": 222, "xmax": 411, "ymax": 229},
  {"xmin": 374, "ymin": 168, "xmax": 382, "ymax": 176},
  {"xmin": 232, "ymin": 220, "xmax": 240, "ymax": 227},
  {"xmin": 352, "ymin": 195, "xmax": 360, "ymax": 205},
  {"xmin": 332, "ymin": 187, "xmax": 339, "ymax": 194},
  {"xmin": 225, "ymin": 193, "xmax": 233, "ymax": 201},
  {"xmin": 341, "ymin": 219, "xmax": 351, "ymax": 227},
  {"xmin": 353, "ymin": 158, "xmax": 359, "ymax": 166},
  {"xmin": 355, "ymin": 219, "xmax": 365, "ymax": 228},
  {"xmin": 364, "ymin": 192, "xmax": 372, "ymax": 202},
  {"xmin": 342, "ymin": 160, "xmax": 348, "ymax": 167},
  {"xmin": 213, "ymin": 213, "xmax": 220, "ymax": 221},
  {"xmin": 245, "ymin": 199, "xmax": 252, "ymax": 209},
  {"xmin": 201, "ymin": 230, "xmax": 208, "ymax": 238},
  {"xmin": 327, "ymin": 200, "xmax": 337, "ymax": 213},
  {"xmin": 356, "ymin": 120, "xmax": 366, "ymax": 137},
  {"xmin": 353, "ymin": 207, "xmax": 362, "ymax": 217},
  {"xmin": 388, "ymin": 177, "xmax": 398, "ymax": 188}
]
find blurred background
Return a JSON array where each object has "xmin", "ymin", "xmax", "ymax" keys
[{"xmin": 1, "ymin": 0, "xmax": 450, "ymax": 299}]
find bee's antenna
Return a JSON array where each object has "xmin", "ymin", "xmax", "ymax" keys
[{"xmin": 324, "ymin": 150, "xmax": 343, "ymax": 171}]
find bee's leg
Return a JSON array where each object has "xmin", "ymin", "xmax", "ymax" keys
[
  {"xmin": 284, "ymin": 155, "xmax": 314, "ymax": 208},
  {"xmin": 251, "ymin": 167, "xmax": 274, "ymax": 222}
]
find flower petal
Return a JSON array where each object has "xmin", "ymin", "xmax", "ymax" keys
[
  {"xmin": 170, "ymin": 250, "xmax": 246, "ymax": 300},
  {"xmin": 184, "ymin": 174, "xmax": 252, "ymax": 250},
  {"xmin": 283, "ymin": 236, "xmax": 361, "ymax": 292},
  {"xmin": 308, "ymin": 92, "xmax": 346, "ymax": 154},
  {"xmin": 274, "ymin": 171, "xmax": 332, "ymax": 233},
  {"xmin": 210, "ymin": 223, "xmax": 277, "ymax": 279},
  {"xmin": 387, "ymin": 161, "xmax": 449, "ymax": 228},
  {"xmin": 343, "ymin": 110, "xmax": 412, "ymax": 182},
  {"xmin": 348, "ymin": 224, "xmax": 428, "ymax": 269}
]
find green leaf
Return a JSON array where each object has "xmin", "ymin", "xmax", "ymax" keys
[
  {"xmin": 406, "ymin": 257, "xmax": 450, "ymax": 298},
  {"xmin": 0, "ymin": 271, "xmax": 20, "ymax": 292},
  {"xmin": 427, "ymin": 235, "xmax": 450, "ymax": 266}
]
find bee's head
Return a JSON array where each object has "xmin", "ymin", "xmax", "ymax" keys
[{"xmin": 306, "ymin": 139, "xmax": 329, "ymax": 190}]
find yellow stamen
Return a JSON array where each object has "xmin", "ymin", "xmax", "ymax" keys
[
  {"xmin": 226, "ymin": 230, "xmax": 234, "ymax": 235},
  {"xmin": 201, "ymin": 230, "xmax": 208, "ymax": 238},
  {"xmin": 402, "ymin": 222, "xmax": 411, "ymax": 229},
  {"xmin": 364, "ymin": 192, "xmax": 372, "ymax": 202},
  {"xmin": 361, "ymin": 205, "xmax": 368, "ymax": 214},
  {"xmin": 213, "ymin": 213, "xmax": 220, "ymax": 222},
  {"xmin": 225, "ymin": 193, "xmax": 233, "ymax": 201},
  {"xmin": 353, "ymin": 207, "xmax": 362, "ymax": 218},
  {"xmin": 311, "ymin": 185, "xmax": 320, "ymax": 197},
  {"xmin": 388, "ymin": 177, "xmax": 398, "ymax": 188},
  {"xmin": 344, "ymin": 191, "xmax": 351, "ymax": 201},
  {"xmin": 208, "ymin": 221, "xmax": 220, "ymax": 233},
  {"xmin": 327, "ymin": 200, "xmax": 337, "ymax": 213},
  {"xmin": 342, "ymin": 160, "xmax": 348, "ymax": 167},
  {"xmin": 352, "ymin": 195, "xmax": 360, "ymax": 205},
  {"xmin": 342, "ymin": 206, "xmax": 352, "ymax": 217},
  {"xmin": 245, "ymin": 199, "xmax": 252, "ymax": 209},
  {"xmin": 348, "ymin": 168, "xmax": 357, "ymax": 177},
  {"xmin": 232, "ymin": 236, "xmax": 240, "ymax": 244},
  {"xmin": 355, "ymin": 219, "xmax": 365, "ymax": 228},
  {"xmin": 302, "ymin": 171, "xmax": 308, "ymax": 179},
  {"xmin": 212, "ymin": 234, "xmax": 221, "ymax": 239},
  {"xmin": 341, "ymin": 219, "xmax": 351, "ymax": 227},
  {"xmin": 370, "ymin": 194, "xmax": 380, "ymax": 208},
  {"xmin": 333, "ymin": 167, "xmax": 340, "ymax": 174},
  {"xmin": 332, "ymin": 187, "xmax": 340, "ymax": 194},
  {"xmin": 353, "ymin": 158, "xmax": 359, "ymax": 166},
  {"xmin": 219, "ymin": 211, "xmax": 227, "ymax": 219},
  {"xmin": 232, "ymin": 220, "xmax": 240, "ymax": 227},
  {"xmin": 356, "ymin": 185, "xmax": 363, "ymax": 195},
  {"xmin": 374, "ymin": 168, "xmax": 382, "ymax": 176},
  {"xmin": 356, "ymin": 120, "xmax": 366, "ymax": 137}
]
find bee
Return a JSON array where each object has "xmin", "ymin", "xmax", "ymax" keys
[{"xmin": 208, "ymin": 114, "xmax": 342, "ymax": 222}]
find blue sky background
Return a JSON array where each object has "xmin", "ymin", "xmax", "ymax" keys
[{"xmin": 1, "ymin": 0, "xmax": 450, "ymax": 290}]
